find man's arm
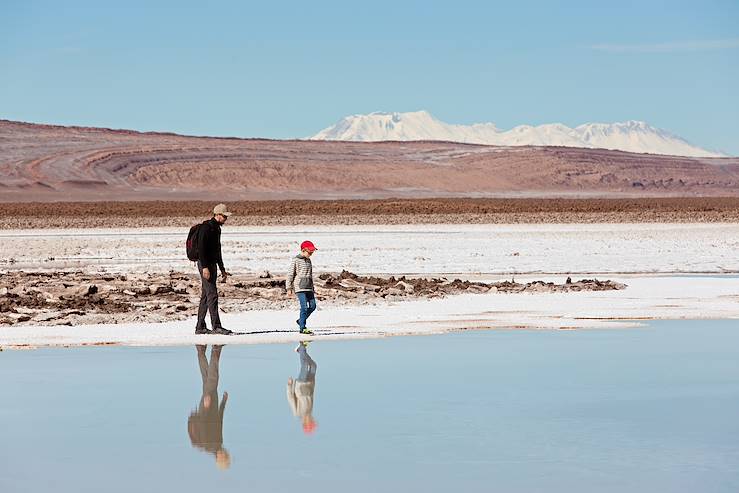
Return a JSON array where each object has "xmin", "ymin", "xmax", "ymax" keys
[
  {"xmin": 217, "ymin": 232, "xmax": 225, "ymax": 274},
  {"xmin": 219, "ymin": 391, "xmax": 229, "ymax": 417},
  {"xmin": 198, "ymin": 222, "xmax": 210, "ymax": 265},
  {"xmin": 198, "ymin": 223, "xmax": 214, "ymax": 280}
]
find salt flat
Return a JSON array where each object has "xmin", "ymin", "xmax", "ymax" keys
[
  {"xmin": 2, "ymin": 223, "xmax": 737, "ymax": 348},
  {"xmin": 2, "ymin": 223, "xmax": 738, "ymax": 274},
  {"xmin": 1, "ymin": 276, "xmax": 737, "ymax": 349}
]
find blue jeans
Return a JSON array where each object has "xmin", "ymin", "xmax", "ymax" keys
[{"xmin": 297, "ymin": 291, "xmax": 317, "ymax": 330}]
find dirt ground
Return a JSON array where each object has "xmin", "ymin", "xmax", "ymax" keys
[
  {"xmin": 1, "ymin": 197, "xmax": 738, "ymax": 228},
  {"xmin": 0, "ymin": 270, "xmax": 624, "ymax": 327}
]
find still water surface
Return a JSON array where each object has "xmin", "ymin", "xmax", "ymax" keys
[{"xmin": 2, "ymin": 320, "xmax": 738, "ymax": 492}]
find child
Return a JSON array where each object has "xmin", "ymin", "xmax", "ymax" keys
[{"xmin": 286, "ymin": 240, "xmax": 318, "ymax": 334}]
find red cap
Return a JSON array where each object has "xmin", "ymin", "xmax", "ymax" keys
[
  {"xmin": 300, "ymin": 241, "xmax": 317, "ymax": 252},
  {"xmin": 303, "ymin": 420, "xmax": 318, "ymax": 434}
]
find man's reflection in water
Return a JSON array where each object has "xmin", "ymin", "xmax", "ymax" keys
[
  {"xmin": 287, "ymin": 341, "xmax": 318, "ymax": 435},
  {"xmin": 188, "ymin": 344, "xmax": 231, "ymax": 470}
]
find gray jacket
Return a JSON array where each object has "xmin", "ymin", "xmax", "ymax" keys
[
  {"xmin": 287, "ymin": 255, "xmax": 314, "ymax": 293},
  {"xmin": 286, "ymin": 379, "xmax": 315, "ymax": 418}
]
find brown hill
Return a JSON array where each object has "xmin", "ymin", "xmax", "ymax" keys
[{"xmin": 1, "ymin": 119, "xmax": 738, "ymax": 202}]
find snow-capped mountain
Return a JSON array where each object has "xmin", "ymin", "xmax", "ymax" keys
[{"xmin": 310, "ymin": 111, "xmax": 724, "ymax": 157}]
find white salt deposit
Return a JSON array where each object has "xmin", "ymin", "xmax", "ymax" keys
[{"xmin": 1, "ymin": 276, "xmax": 736, "ymax": 349}]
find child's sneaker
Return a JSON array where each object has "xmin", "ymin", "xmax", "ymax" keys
[
  {"xmin": 294, "ymin": 340, "xmax": 311, "ymax": 352},
  {"xmin": 299, "ymin": 328, "xmax": 314, "ymax": 335}
]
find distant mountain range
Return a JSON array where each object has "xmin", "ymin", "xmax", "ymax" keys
[
  {"xmin": 2, "ymin": 119, "xmax": 738, "ymax": 202},
  {"xmin": 311, "ymin": 111, "xmax": 724, "ymax": 158}
]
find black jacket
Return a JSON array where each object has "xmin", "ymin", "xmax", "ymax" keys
[{"xmin": 197, "ymin": 218, "xmax": 225, "ymax": 271}]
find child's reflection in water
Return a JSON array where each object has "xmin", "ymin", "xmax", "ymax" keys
[{"xmin": 287, "ymin": 341, "xmax": 318, "ymax": 435}]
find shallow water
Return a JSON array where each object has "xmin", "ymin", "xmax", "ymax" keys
[{"xmin": 2, "ymin": 320, "xmax": 738, "ymax": 492}]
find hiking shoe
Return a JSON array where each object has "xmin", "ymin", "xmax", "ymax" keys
[
  {"xmin": 299, "ymin": 328, "xmax": 314, "ymax": 335},
  {"xmin": 212, "ymin": 327, "xmax": 233, "ymax": 335},
  {"xmin": 195, "ymin": 327, "xmax": 212, "ymax": 335}
]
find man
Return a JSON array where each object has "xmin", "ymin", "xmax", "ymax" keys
[
  {"xmin": 188, "ymin": 344, "xmax": 231, "ymax": 470},
  {"xmin": 195, "ymin": 203, "xmax": 232, "ymax": 335}
]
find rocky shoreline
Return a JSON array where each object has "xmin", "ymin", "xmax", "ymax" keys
[{"xmin": 0, "ymin": 270, "xmax": 626, "ymax": 327}]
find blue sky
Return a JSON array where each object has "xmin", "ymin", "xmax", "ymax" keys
[{"xmin": 1, "ymin": 0, "xmax": 737, "ymax": 153}]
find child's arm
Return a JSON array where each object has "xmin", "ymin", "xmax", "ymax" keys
[
  {"xmin": 286, "ymin": 257, "xmax": 297, "ymax": 292},
  {"xmin": 286, "ymin": 379, "xmax": 298, "ymax": 415}
]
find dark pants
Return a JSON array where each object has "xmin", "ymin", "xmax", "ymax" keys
[
  {"xmin": 297, "ymin": 291, "xmax": 316, "ymax": 330},
  {"xmin": 197, "ymin": 344, "xmax": 222, "ymax": 395},
  {"xmin": 197, "ymin": 261, "xmax": 223, "ymax": 330}
]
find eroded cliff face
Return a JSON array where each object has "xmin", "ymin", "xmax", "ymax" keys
[{"xmin": 2, "ymin": 119, "xmax": 739, "ymax": 202}]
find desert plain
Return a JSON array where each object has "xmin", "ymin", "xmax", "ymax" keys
[{"xmin": 1, "ymin": 121, "xmax": 738, "ymax": 348}]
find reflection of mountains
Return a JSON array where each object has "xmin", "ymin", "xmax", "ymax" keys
[
  {"xmin": 287, "ymin": 342, "xmax": 318, "ymax": 434},
  {"xmin": 188, "ymin": 344, "xmax": 230, "ymax": 470}
]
